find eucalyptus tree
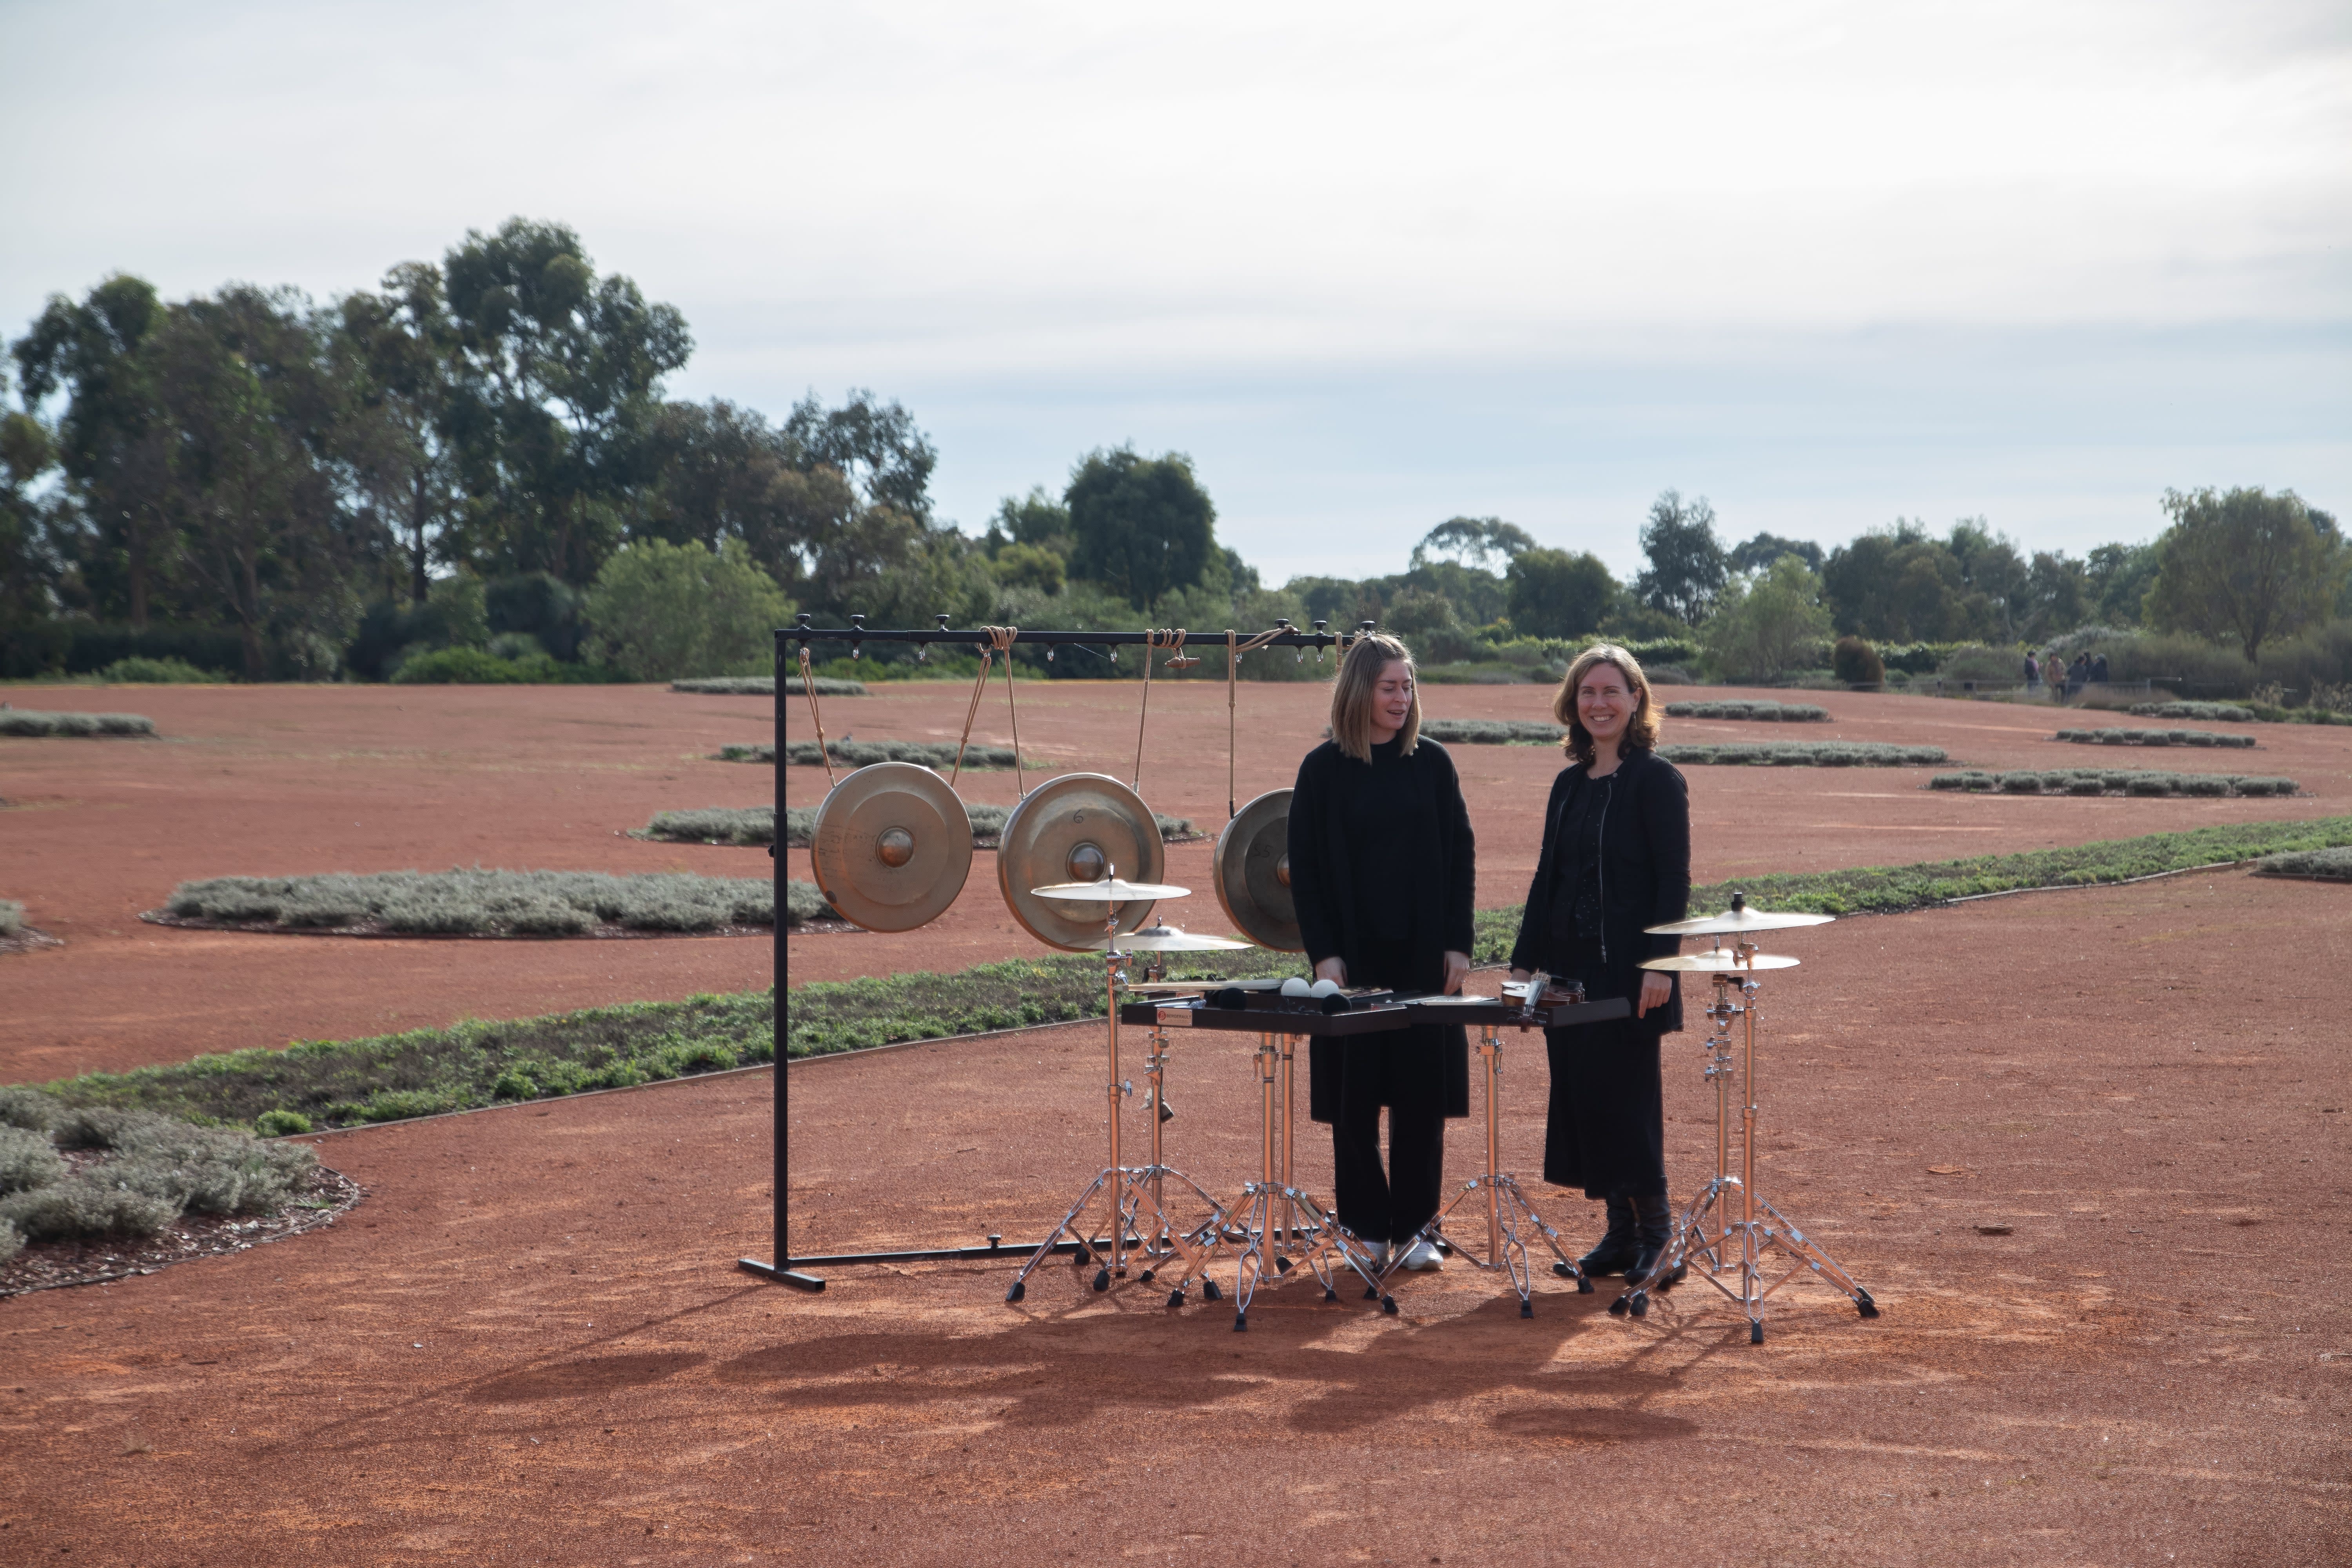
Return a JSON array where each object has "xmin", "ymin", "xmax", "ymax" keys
[{"xmin": 337, "ymin": 261, "xmax": 462, "ymax": 603}]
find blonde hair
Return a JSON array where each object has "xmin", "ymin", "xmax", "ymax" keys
[
  {"xmin": 1553, "ymin": 644, "xmax": 1660, "ymax": 766},
  {"xmin": 1328, "ymin": 632, "xmax": 1421, "ymax": 763}
]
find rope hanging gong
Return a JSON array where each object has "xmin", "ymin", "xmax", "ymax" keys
[{"xmin": 797, "ymin": 646, "xmax": 837, "ymax": 789}]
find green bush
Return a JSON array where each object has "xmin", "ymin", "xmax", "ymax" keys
[
  {"xmin": 1928, "ymin": 768, "xmax": 2296, "ymax": 798},
  {"xmin": 2130, "ymin": 701, "xmax": 2256, "ymax": 722},
  {"xmin": 584, "ymin": 538, "xmax": 793, "ymax": 682},
  {"xmin": 2253, "ymin": 846, "xmax": 2352, "ymax": 881},
  {"xmin": 2054, "ymin": 728, "xmax": 2256, "ymax": 748},
  {"xmin": 100, "ymin": 655, "xmax": 227, "ymax": 683},
  {"xmin": 0, "ymin": 899, "xmax": 21, "ymax": 938},
  {"xmin": 1663, "ymin": 701, "xmax": 1830, "ymax": 722},
  {"xmin": 165, "ymin": 868, "xmax": 779, "ymax": 935},
  {"xmin": 0, "ymin": 1126, "xmax": 67, "ymax": 1194},
  {"xmin": 1935, "ymin": 645, "xmax": 2026, "ymax": 685},
  {"xmin": 1418, "ymin": 719, "xmax": 1565, "ymax": 745},
  {"xmin": 0, "ymin": 1180, "xmax": 179, "ymax": 1242},
  {"xmin": 254, "ymin": 1109, "xmax": 312, "ymax": 1137},
  {"xmin": 0, "ymin": 1086, "xmax": 60, "ymax": 1130},
  {"xmin": 0, "ymin": 1220, "xmax": 20, "ymax": 1265},
  {"xmin": 0, "ymin": 709, "xmax": 156, "ymax": 737},
  {"xmin": 671, "ymin": 676, "xmax": 868, "ymax": 697},
  {"xmin": 390, "ymin": 646, "xmax": 532, "ymax": 684},
  {"xmin": 1831, "ymin": 637, "xmax": 1884, "ymax": 686},
  {"xmin": 1660, "ymin": 742, "xmax": 1946, "ymax": 767}
]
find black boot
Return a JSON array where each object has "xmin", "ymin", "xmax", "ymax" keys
[
  {"xmin": 1625, "ymin": 1194, "xmax": 1685, "ymax": 1290},
  {"xmin": 1575, "ymin": 1196, "xmax": 1638, "ymax": 1277}
]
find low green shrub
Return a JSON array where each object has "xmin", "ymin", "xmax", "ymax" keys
[
  {"xmin": 2053, "ymin": 728, "xmax": 2257, "ymax": 748},
  {"xmin": 164, "ymin": 868, "xmax": 780, "ymax": 935},
  {"xmin": 388, "ymin": 647, "xmax": 626, "ymax": 685},
  {"xmin": 1831, "ymin": 637, "xmax": 1884, "ymax": 686},
  {"xmin": 2252, "ymin": 846, "xmax": 2352, "ymax": 881},
  {"xmin": 0, "ymin": 1126, "xmax": 67, "ymax": 1194},
  {"xmin": 0, "ymin": 1181, "xmax": 180, "ymax": 1242},
  {"xmin": 0, "ymin": 900, "xmax": 21, "ymax": 938},
  {"xmin": 1661, "ymin": 741, "xmax": 1947, "ymax": 766},
  {"xmin": 255, "ymin": 1109, "xmax": 312, "ymax": 1137},
  {"xmin": 2130, "ymin": 701, "xmax": 2254, "ymax": 722},
  {"xmin": 100, "ymin": 656, "xmax": 227, "ymax": 683},
  {"xmin": 0, "ymin": 1086, "xmax": 60, "ymax": 1130},
  {"xmin": 0, "ymin": 1221, "xmax": 19, "ymax": 1265},
  {"xmin": 1663, "ymin": 701, "xmax": 1830, "ymax": 722},
  {"xmin": 1418, "ymin": 719, "xmax": 1565, "ymax": 745},
  {"xmin": 671, "ymin": 676, "xmax": 868, "ymax": 697},
  {"xmin": 1928, "ymin": 769, "xmax": 2297, "ymax": 798},
  {"xmin": 720, "ymin": 739, "xmax": 1034, "ymax": 770},
  {"xmin": 0, "ymin": 709, "xmax": 156, "ymax": 737}
]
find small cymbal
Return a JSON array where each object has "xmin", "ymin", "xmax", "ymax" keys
[
  {"xmin": 1089, "ymin": 925, "xmax": 1252, "ymax": 952},
  {"xmin": 1645, "ymin": 891, "xmax": 1834, "ymax": 936},
  {"xmin": 1029, "ymin": 877, "xmax": 1191, "ymax": 901},
  {"xmin": 1640, "ymin": 951, "xmax": 1801, "ymax": 972}
]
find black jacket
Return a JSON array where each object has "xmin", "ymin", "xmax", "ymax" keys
[
  {"xmin": 1508, "ymin": 749, "xmax": 1691, "ymax": 1036},
  {"xmin": 1288, "ymin": 737, "xmax": 1476, "ymax": 1120}
]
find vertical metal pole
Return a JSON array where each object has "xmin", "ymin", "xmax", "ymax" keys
[
  {"xmin": 741, "ymin": 628, "xmax": 823, "ymax": 1289},
  {"xmin": 1105, "ymin": 912, "xmax": 1122, "ymax": 1278},
  {"xmin": 1742, "ymin": 983, "xmax": 1760, "ymax": 1319},
  {"xmin": 1279, "ymin": 1037, "xmax": 1298, "ymax": 1244},
  {"xmin": 1483, "ymin": 1028, "xmax": 1502, "ymax": 1263}
]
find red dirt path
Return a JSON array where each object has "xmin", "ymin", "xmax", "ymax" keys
[
  {"xmin": 5, "ymin": 679, "xmax": 2345, "ymax": 1081},
  {"xmin": 3, "ymin": 870, "xmax": 2345, "ymax": 1564}
]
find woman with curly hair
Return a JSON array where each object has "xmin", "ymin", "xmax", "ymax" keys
[{"xmin": 1507, "ymin": 644, "xmax": 1691, "ymax": 1285}]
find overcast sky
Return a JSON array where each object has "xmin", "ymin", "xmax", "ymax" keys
[{"xmin": 4, "ymin": 0, "xmax": 2346, "ymax": 582}]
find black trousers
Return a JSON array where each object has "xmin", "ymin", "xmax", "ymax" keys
[
  {"xmin": 1543, "ymin": 943, "xmax": 1668, "ymax": 1201},
  {"xmin": 1329, "ymin": 935, "xmax": 1448, "ymax": 1244}
]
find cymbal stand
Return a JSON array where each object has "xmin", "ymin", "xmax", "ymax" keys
[
  {"xmin": 1004, "ymin": 875, "xmax": 1192, "ymax": 1305},
  {"xmin": 1225, "ymin": 1031, "xmax": 1392, "ymax": 1331},
  {"xmin": 1129, "ymin": 1023, "xmax": 1236, "ymax": 1307},
  {"xmin": 1392, "ymin": 1022, "xmax": 1593, "ymax": 1316},
  {"xmin": 1613, "ymin": 958, "xmax": 1878, "ymax": 1342}
]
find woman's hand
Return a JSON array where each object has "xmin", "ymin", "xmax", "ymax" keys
[
  {"xmin": 1507, "ymin": 968, "xmax": 1530, "ymax": 984},
  {"xmin": 1442, "ymin": 951, "xmax": 1470, "ymax": 996},
  {"xmin": 1314, "ymin": 957, "xmax": 1347, "ymax": 986},
  {"xmin": 1636, "ymin": 972, "xmax": 1673, "ymax": 1017}
]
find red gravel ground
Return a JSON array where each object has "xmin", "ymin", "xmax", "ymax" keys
[
  {"xmin": 3, "ymin": 870, "xmax": 2347, "ymax": 1564},
  {"xmin": 6, "ymin": 679, "xmax": 2343, "ymax": 1082}
]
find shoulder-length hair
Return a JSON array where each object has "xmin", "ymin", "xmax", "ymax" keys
[
  {"xmin": 1553, "ymin": 644, "xmax": 1660, "ymax": 766},
  {"xmin": 1329, "ymin": 632, "xmax": 1420, "ymax": 763}
]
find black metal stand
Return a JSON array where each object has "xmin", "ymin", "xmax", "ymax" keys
[{"xmin": 738, "ymin": 617, "xmax": 1363, "ymax": 1289}]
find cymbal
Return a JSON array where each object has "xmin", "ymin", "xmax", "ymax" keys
[
  {"xmin": 1639, "ymin": 950, "xmax": 1801, "ymax": 972},
  {"xmin": 996, "ymin": 773, "xmax": 1169, "ymax": 951},
  {"xmin": 1213, "ymin": 788, "xmax": 1302, "ymax": 952},
  {"xmin": 1088, "ymin": 925, "xmax": 1251, "ymax": 952},
  {"xmin": 1033, "ymin": 878, "xmax": 1192, "ymax": 902},
  {"xmin": 807, "ymin": 761, "xmax": 974, "ymax": 933},
  {"xmin": 1645, "ymin": 891, "xmax": 1835, "ymax": 936}
]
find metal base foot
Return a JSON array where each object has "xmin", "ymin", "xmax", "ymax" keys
[{"xmin": 737, "ymin": 1258, "xmax": 826, "ymax": 1291}]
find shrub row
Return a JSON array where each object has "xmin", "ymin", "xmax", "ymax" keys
[
  {"xmin": 164, "ymin": 868, "xmax": 781, "ymax": 935},
  {"xmin": 721, "ymin": 739, "xmax": 1030, "ymax": 770},
  {"xmin": 1418, "ymin": 719, "xmax": 1565, "ymax": 746},
  {"xmin": 2053, "ymin": 728, "xmax": 2257, "ymax": 748},
  {"xmin": 2253, "ymin": 846, "xmax": 2352, "ymax": 881},
  {"xmin": 98, "ymin": 656, "xmax": 227, "ymax": 683},
  {"xmin": 1662, "ymin": 700, "xmax": 1830, "ymax": 722},
  {"xmin": 388, "ymin": 647, "xmax": 625, "ymax": 684},
  {"xmin": 671, "ymin": 676, "xmax": 868, "ymax": 697},
  {"xmin": 0, "ymin": 620, "xmax": 247, "ymax": 682},
  {"xmin": 651, "ymin": 805, "xmax": 1198, "ymax": 848},
  {"xmin": 1659, "ymin": 742, "xmax": 1948, "ymax": 767},
  {"xmin": 2130, "ymin": 702, "xmax": 2255, "ymax": 722},
  {"xmin": 0, "ymin": 709, "xmax": 156, "ymax": 737},
  {"xmin": 1927, "ymin": 770, "xmax": 2298, "ymax": 797},
  {"xmin": 0, "ymin": 1097, "xmax": 317, "ymax": 1248}
]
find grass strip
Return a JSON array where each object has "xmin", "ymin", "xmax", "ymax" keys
[
  {"xmin": 1928, "ymin": 769, "xmax": 2297, "ymax": 797},
  {"xmin": 644, "ymin": 805, "xmax": 1199, "ymax": 847},
  {"xmin": 26, "ymin": 817, "xmax": 2347, "ymax": 1133},
  {"xmin": 1663, "ymin": 700, "xmax": 1829, "ymax": 721},
  {"xmin": 2054, "ymin": 728, "xmax": 2257, "ymax": 748},
  {"xmin": 0, "ymin": 710, "xmax": 155, "ymax": 737},
  {"xmin": 1660, "ymin": 741, "xmax": 1947, "ymax": 766}
]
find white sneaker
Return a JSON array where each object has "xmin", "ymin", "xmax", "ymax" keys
[
  {"xmin": 1397, "ymin": 1240, "xmax": 1444, "ymax": 1272},
  {"xmin": 1357, "ymin": 1240, "xmax": 1390, "ymax": 1269}
]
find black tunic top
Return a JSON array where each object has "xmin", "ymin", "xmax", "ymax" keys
[
  {"xmin": 1287, "ymin": 735, "xmax": 1476, "ymax": 1121},
  {"xmin": 1509, "ymin": 750, "xmax": 1692, "ymax": 1037}
]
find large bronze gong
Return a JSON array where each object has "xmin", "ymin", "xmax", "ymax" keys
[
  {"xmin": 996, "ymin": 773, "xmax": 1166, "ymax": 950},
  {"xmin": 807, "ymin": 762, "xmax": 974, "ymax": 933},
  {"xmin": 1212, "ymin": 787, "xmax": 1301, "ymax": 951}
]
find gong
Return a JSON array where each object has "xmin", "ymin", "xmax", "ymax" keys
[
  {"xmin": 1212, "ymin": 787, "xmax": 1301, "ymax": 952},
  {"xmin": 806, "ymin": 762, "xmax": 975, "ymax": 933},
  {"xmin": 996, "ymin": 773, "xmax": 1167, "ymax": 950}
]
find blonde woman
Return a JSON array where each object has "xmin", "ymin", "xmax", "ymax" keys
[
  {"xmin": 1286, "ymin": 633, "xmax": 1475, "ymax": 1271},
  {"xmin": 1506, "ymin": 645, "xmax": 1691, "ymax": 1285}
]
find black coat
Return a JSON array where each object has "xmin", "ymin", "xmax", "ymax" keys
[
  {"xmin": 1508, "ymin": 749, "xmax": 1692, "ymax": 1036},
  {"xmin": 1287, "ymin": 737, "xmax": 1476, "ymax": 1122}
]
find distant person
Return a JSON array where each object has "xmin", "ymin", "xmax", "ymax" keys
[
  {"xmin": 2091, "ymin": 652, "xmax": 2110, "ymax": 685},
  {"xmin": 2023, "ymin": 653, "xmax": 2042, "ymax": 691},
  {"xmin": 2070, "ymin": 652, "xmax": 2091, "ymax": 695},
  {"xmin": 2043, "ymin": 652, "xmax": 2067, "ymax": 699}
]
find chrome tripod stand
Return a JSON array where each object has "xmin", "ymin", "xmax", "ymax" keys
[
  {"xmin": 1615, "ymin": 943, "xmax": 1878, "ymax": 1342},
  {"xmin": 1223, "ymin": 1029, "xmax": 1392, "ymax": 1331}
]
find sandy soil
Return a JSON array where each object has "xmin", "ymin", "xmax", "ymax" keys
[
  {"xmin": 6, "ymin": 679, "xmax": 2343, "ymax": 1085},
  {"xmin": 2, "ymin": 870, "xmax": 2344, "ymax": 1564}
]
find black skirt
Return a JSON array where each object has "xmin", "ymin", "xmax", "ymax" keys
[{"xmin": 1542, "ymin": 941, "xmax": 1667, "ymax": 1201}]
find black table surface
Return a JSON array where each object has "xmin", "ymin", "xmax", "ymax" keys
[{"xmin": 1118, "ymin": 993, "xmax": 1632, "ymax": 1035}]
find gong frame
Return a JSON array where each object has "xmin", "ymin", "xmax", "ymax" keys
[{"xmin": 740, "ymin": 616, "xmax": 1371, "ymax": 1290}]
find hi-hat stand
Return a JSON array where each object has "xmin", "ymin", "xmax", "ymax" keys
[{"xmin": 1614, "ymin": 947, "xmax": 1878, "ymax": 1342}]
